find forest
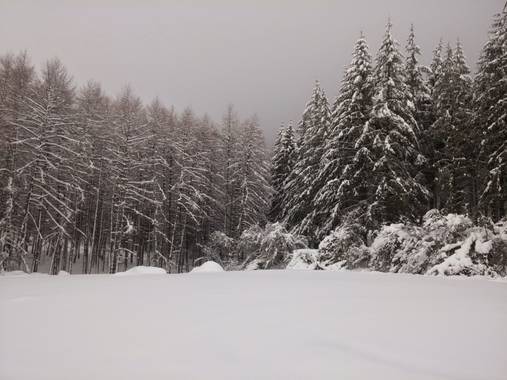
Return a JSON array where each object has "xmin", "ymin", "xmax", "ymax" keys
[
  {"xmin": 0, "ymin": 59, "xmax": 271, "ymax": 274},
  {"xmin": 1, "ymin": 6, "xmax": 506, "ymax": 276}
]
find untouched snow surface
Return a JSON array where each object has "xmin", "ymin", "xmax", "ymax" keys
[{"xmin": 1, "ymin": 270, "xmax": 506, "ymax": 380}]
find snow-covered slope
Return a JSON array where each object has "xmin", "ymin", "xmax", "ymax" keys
[{"xmin": 1, "ymin": 270, "xmax": 506, "ymax": 380}]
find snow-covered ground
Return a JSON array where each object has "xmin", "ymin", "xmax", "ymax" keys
[{"xmin": 1, "ymin": 270, "xmax": 506, "ymax": 380}]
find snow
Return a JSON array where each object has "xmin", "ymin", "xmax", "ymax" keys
[
  {"xmin": 0, "ymin": 270, "xmax": 27, "ymax": 277},
  {"xmin": 114, "ymin": 266, "xmax": 167, "ymax": 276},
  {"xmin": 190, "ymin": 261, "xmax": 224, "ymax": 273},
  {"xmin": 1, "ymin": 270, "xmax": 505, "ymax": 380}
]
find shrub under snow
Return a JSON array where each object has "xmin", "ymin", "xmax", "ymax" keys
[
  {"xmin": 318, "ymin": 223, "xmax": 370, "ymax": 270},
  {"xmin": 313, "ymin": 210, "xmax": 507, "ymax": 277},
  {"xmin": 239, "ymin": 223, "xmax": 308, "ymax": 270},
  {"xmin": 198, "ymin": 231, "xmax": 237, "ymax": 268}
]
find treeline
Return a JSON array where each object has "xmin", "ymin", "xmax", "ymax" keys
[
  {"xmin": 271, "ymin": 11, "xmax": 507, "ymax": 244},
  {"xmin": 0, "ymin": 57, "xmax": 271, "ymax": 273}
]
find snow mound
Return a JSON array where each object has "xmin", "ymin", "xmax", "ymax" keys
[
  {"xmin": 115, "ymin": 266, "xmax": 167, "ymax": 276},
  {"xmin": 58, "ymin": 270, "xmax": 70, "ymax": 276},
  {"xmin": 190, "ymin": 261, "xmax": 224, "ymax": 273}
]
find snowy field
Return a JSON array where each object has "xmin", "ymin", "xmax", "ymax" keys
[{"xmin": 1, "ymin": 270, "xmax": 506, "ymax": 380}]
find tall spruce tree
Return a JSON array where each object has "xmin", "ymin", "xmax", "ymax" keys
[
  {"xmin": 425, "ymin": 39, "xmax": 445, "ymax": 208},
  {"xmin": 310, "ymin": 33, "xmax": 374, "ymax": 237},
  {"xmin": 431, "ymin": 42, "xmax": 475, "ymax": 215},
  {"xmin": 269, "ymin": 122, "xmax": 296, "ymax": 221},
  {"xmin": 235, "ymin": 117, "xmax": 271, "ymax": 233},
  {"xmin": 405, "ymin": 25, "xmax": 432, "ymax": 133},
  {"xmin": 476, "ymin": 7, "xmax": 507, "ymax": 219},
  {"xmin": 405, "ymin": 25, "xmax": 433, "ymax": 209},
  {"xmin": 281, "ymin": 81, "xmax": 331, "ymax": 240},
  {"xmin": 338, "ymin": 20, "xmax": 428, "ymax": 228},
  {"xmin": 428, "ymin": 39, "xmax": 444, "ymax": 92}
]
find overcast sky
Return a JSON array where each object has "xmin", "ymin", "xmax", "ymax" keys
[{"xmin": 1, "ymin": 0, "xmax": 504, "ymax": 142}]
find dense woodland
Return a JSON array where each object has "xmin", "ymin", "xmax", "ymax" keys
[
  {"xmin": 271, "ymin": 10, "xmax": 507, "ymax": 245},
  {"xmin": 0, "ymin": 60, "xmax": 271, "ymax": 273},
  {"xmin": 1, "ymin": 6, "xmax": 506, "ymax": 274}
]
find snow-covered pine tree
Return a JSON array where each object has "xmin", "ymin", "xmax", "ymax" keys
[
  {"xmin": 269, "ymin": 122, "xmax": 296, "ymax": 221},
  {"xmin": 0, "ymin": 53, "xmax": 35, "ymax": 272},
  {"xmin": 281, "ymin": 81, "xmax": 331, "ymax": 242},
  {"xmin": 428, "ymin": 39, "xmax": 444, "ymax": 93},
  {"xmin": 424, "ymin": 39, "xmax": 445, "ymax": 209},
  {"xmin": 310, "ymin": 33, "xmax": 374, "ymax": 238},
  {"xmin": 339, "ymin": 20, "xmax": 428, "ymax": 228},
  {"xmin": 107, "ymin": 87, "xmax": 152, "ymax": 273},
  {"xmin": 405, "ymin": 25, "xmax": 434, "ymax": 209},
  {"xmin": 193, "ymin": 115, "xmax": 223, "ymax": 254},
  {"xmin": 220, "ymin": 105, "xmax": 241, "ymax": 238},
  {"xmin": 476, "ymin": 7, "xmax": 507, "ymax": 220},
  {"xmin": 235, "ymin": 116, "xmax": 271, "ymax": 234},
  {"xmin": 75, "ymin": 81, "xmax": 112, "ymax": 273},
  {"xmin": 16, "ymin": 59, "xmax": 84, "ymax": 274},
  {"xmin": 431, "ymin": 42, "xmax": 475, "ymax": 215},
  {"xmin": 143, "ymin": 98, "xmax": 177, "ymax": 271}
]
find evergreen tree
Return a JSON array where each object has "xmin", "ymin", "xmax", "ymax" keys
[
  {"xmin": 235, "ymin": 117, "xmax": 271, "ymax": 233},
  {"xmin": 269, "ymin": 122, "xmax": 296, "ymax": 221},
  {"xmin": 428, "ymin": 39, "xmax": 444, "ymax": 92},
  {"xmin": 405, "ymin": 25, "xmax": 432, "ymax": 131},
  {"xmin": 476, "ymin": 7, "xmax": 507, "ymax": 219},
  {"xmin": 310, "ymin": 33, "xmax": 374, "ymax": 237},
  {"xmin": 431, "ymin": 42, "xmax": 475, "ymax": 215},
  {"xmin": 424, "ymin": 39, "xmax": 445, "ymax": 208},
  {"xmin": 405, "ymin": 25, "xmax": 434, "ymax": 209},
  {"xmin": 281, "ymin": 81, "xmax": 331, "ymax": 241},
  {"xmin": 338, "ymin": 20, "xmax": 428, "ymax": 228},
  {"xmin": 220, "ymin": 105, "xmax": 241, "ymax": 237}
]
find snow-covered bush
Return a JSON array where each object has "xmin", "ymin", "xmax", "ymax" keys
[
  {"xmin": 488, "ymin": 220, "xmax": 507, "ymax": 276},
  {"xmin": 198, "ymin": 231, "xmax": 237, "ymax": 268},
  {"xmin": 318, "ymin": 223, "xmax": 369, "ymax": 269},
  {"xmin": 239, "ymin": 223, "xmax": 307, "ymax": 270},
  {"xmin": 286, "ymin": 249, "xmax": 325, "ymax": 270},
  {"xmin": 310, "ymin": 210, "xmax": 507, "ymax": 277}
]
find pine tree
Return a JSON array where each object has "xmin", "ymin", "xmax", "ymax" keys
[
  {"xmin": 405, "ymin": 25, "xmax": 434, "ymax": 209},
  {"xmin": 269, "ymin": 122, "xmax": 296, "ymax": 221},
  {"xmin": 235, "ymin": 116, "xmax": 271, "ymax": 233},
  {"xmin": 75, "ymin": 81, "xmax": 112, "ymax": 273},
  {"xmin": 281, "ymin": 81, "xmax": 331, "ymax": 241},
  {"xmin": 431, "ymin": 42, "xmax": 475, "ymax": 215},
  {"xmin": 476, "ymin": 7, "xmax": 507, "ymax": 219},
  {"xmin": 311, "ymin": 33, "xmax": 374, "ymax": 237},
  {"xmin": 405, "ymin": 25, "xmax": 432, "ymax": 131},
  {"xmin": 0, "ymin": 53, "xmax": 35, "ymax": 272},
  {"xmin": 15, "ymin": 59, "xmax": 83, "ymax": 274},
  {"xmin": 220, "ymin": 105, "xmax": 241, "ymax": 237},
  {"xmin": 338, "ymin": 20, "xmax": 428, "ymax": 228},
  {"xmin": 425, "ymin": 40, "xmax": 445, "ymax": 209},
  {"xmin": 428, "ymin": 39, "xmax": 444, "ymax": 92}
]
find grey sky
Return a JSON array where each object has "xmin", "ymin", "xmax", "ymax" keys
[{"xmin": 1, "ymin": 0, "xmax": 503, "ymax": 142}]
